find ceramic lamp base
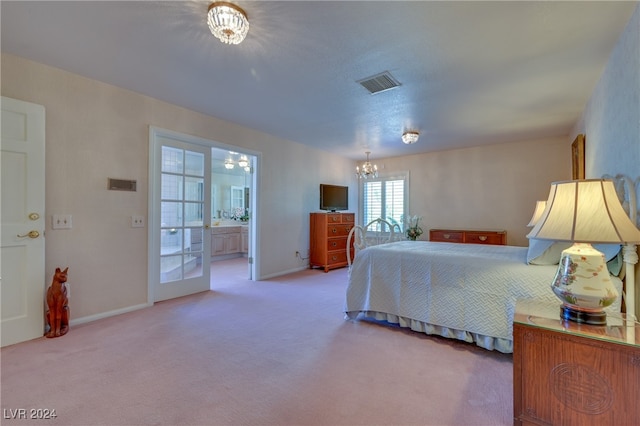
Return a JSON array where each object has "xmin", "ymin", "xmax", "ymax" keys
[
  {"xmin": 560, "ymin": 305, "xmax": 607, "ymax": 325},
  {"xmin": 550, "ymin": 243, "xmax": 618, "ymax": 322}
]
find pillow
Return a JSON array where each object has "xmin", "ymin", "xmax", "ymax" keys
[
  {"xmin": 604, "ymin": 275, "xmax": 624, "ymax": 314},
  {"xmin": 593, "ymin": 244, "xmax": 622, "ymax": 262},
  {"xmin": 605, "ymin": 250, "xmax": 623, "ymax": 277},
  {"xmin": 526, "ymin": 239, "xmax": 571, "ymax": 265}
]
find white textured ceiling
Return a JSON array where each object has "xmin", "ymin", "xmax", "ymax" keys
[{"xmin": 1, "ymin": 1, "xmax": 636, "ymax": 160}]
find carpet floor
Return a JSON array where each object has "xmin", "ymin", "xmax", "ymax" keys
[{"xmin": 1, "ymin": 260, "xmax": 513, "ymax": 425}]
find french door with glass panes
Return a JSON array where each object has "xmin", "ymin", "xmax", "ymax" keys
[{"xmin": 150, "ymin": 131, "xmax": 211, "ymax": 302}]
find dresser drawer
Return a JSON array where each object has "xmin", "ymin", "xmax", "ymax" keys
[
  {"xmin": 327, "ymin": 224, "xmax": 352, "ymax": 237},
  {"xmin": 327, "ymin": 213, "xmax": 342, "ymax": 223},
  {"xmin": 466, "ymin": 231, "xmax": 505, "ymax": 245},
  {"xmin": 326, "ymin": 250, "xmax": 347, "ymax": 265},
  {"xmin": 430, "ymin": 230, "xmax": 464, "ymax": 243},
  {"xmin": 341, "ymin": 213, "xmax": 355, "ymax": 224},
  {"xmin": 429, "ymin": 228, "xmax": 507, "ymax": 245},
  {"xmin": 327, "ymin": 237, "xmax": 348, "ymax": 251}
]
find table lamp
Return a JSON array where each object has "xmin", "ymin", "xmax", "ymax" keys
[
  {"xmin": 527, "ymin": 201, "xmax": 547, "ymax": 227},
  {"xmin": 527, "ymin": 179, "xmax": 640, "ymax": 325}
]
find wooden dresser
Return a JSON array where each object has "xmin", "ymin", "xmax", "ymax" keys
[
  {"xmin": 513, "ymin": 300, "xmax": 640, "ymax": 426},
  {"xmin": 309, "ymin": 212, "xmax": 354, "ymax": 272},
  {"xmin": 429, "ymin": 228, "xmax": 506, "ymax": 245}
]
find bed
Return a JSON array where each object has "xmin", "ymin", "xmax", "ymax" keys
[{"xmin": 344, "ymin": 175, "xmax": 637, "ymax": 353}]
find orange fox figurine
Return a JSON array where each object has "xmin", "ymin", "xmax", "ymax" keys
[{"xmin": 45, "ymin": 267, "xmax": 70, "ymax": 338}]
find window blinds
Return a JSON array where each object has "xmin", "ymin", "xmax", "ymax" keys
[{"xmin": 362, "ymin": 178, "xmax": 405, "ymax": 232}]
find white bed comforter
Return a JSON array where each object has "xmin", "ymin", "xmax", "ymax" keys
[{"xmin": 345, "ymin": 241, "xmax": 560, "ymax": 353}]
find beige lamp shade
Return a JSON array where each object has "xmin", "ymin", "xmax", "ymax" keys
[
  {"xmin": 527, "ymin": 179, "xmax": 640, "ymax": 244},
  {"xmin": 526, "ymin": 201, "xmax": 547, "ymax": 227}
]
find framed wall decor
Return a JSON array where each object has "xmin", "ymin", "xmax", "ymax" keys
[{"xmin": 571, "ymin": 134, "xmax": 585, "ymax": 179}]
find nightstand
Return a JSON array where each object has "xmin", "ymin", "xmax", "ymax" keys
[{"xmin": 513, "ymin": 300, "xmax": 640, "ymax": 426}]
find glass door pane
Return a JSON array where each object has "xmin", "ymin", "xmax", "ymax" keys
[{"xmin": 160, "ymin": 146, "xmax": 205, "ymax": 283}]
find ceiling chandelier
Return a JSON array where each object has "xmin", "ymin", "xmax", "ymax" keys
[
  {"xmin": 402, "ymin": 131, "xmax": 420, "ymax": 144},
  {"xmin": 207, "ymin": 2, "xmax": 249, "ymax": 45},
  {"xmin": 224, "ymin": 159, "xmax": 235, "ymax": 169},
  {"xmin": 356, "ymin": 151, "xmax": 378, "ymax": 179}
]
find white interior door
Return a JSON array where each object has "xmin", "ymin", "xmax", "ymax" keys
[
  {"xmin": 1, "ymin": 96, "xmax": 46, "ymax": 347},
  {"xmin": 149, "ymin": 129, "xmax": 211, "ymax": 302}
]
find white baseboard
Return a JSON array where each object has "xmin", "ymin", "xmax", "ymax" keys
[
  {"xmin": 69, "ymin": 302, "xmax": 152, "ymax": 327},
  {"xmin": 259, "ymin": 265, "xmax": 309, "ymax": 280}
]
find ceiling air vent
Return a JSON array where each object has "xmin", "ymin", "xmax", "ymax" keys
[{"xmin": 357, "ymin": 71, "xmax": 401, "ymax": 94}]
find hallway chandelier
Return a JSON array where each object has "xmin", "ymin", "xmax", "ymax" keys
[
  {"xmin": 355, "ymin": 151, "xmax": 378, "ymax": 179},
  {"xmin": 207, "ymin": 2, "xmax": 249, "ymax": 45}
]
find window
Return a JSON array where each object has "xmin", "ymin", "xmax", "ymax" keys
[
  {"xmin": 360, "ymin": 172, "xmax": 408, "ymax": 232},
  {"xmin": 230, "ymin": 186, "xmax": 245, "ymax": 210}
]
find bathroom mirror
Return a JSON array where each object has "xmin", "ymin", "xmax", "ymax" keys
[{"xmin": 211, "ymin": 151, "xmax": 252, "ymax": 222}]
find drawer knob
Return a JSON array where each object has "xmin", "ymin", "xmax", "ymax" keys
[
  {"xmin": 332, "ymin": 256, "xmax": 337, "ymax": 261},
  {"xmin": 332, "ymin": 242, "xmax": 337, "ymax": 247},
  {"xmin": 479, "ymin": 236, "xmax": 487, "ymax": 241},
  {"xmin": 443, "ymin": 234, "xmax": 450, "ymax": 239},
  {"xmin": 332, "ymin": 228, "xmax": 337, "ymax": 234}
]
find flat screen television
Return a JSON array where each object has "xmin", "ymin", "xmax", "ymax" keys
[{"xmin": 319, "ymin": 184, "xmax": 348, "ymax": 212}]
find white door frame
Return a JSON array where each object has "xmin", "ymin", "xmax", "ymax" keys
[{"xmin": 148, "ymin": 126, "xmax": 260, "ymax": 303}]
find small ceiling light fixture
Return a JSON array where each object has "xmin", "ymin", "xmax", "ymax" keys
[
  {"xmin": 238, "ymin": 155, "xmax": 249, "ymax": 168},
  {"xmin": 224, "ymin": 159, "xmax": 235, "ymax": 169},
  {"xmin": 207, "ymin": 2, "xmax": 249, "ymax": 45},
  {"xmin": 402, "ymin": 131, "xmax": 420, "ymax": 145},
  {"xmin": 356, "ymin": 151, "xmax": 378, "ymax": 179}
]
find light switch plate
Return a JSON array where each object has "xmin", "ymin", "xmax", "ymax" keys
[
  {"xmin": 52, "ymin": 214, "xmax": 72, "ymax": 229},
  {"xmin": 131, "ymin": 215, "xmax": 145, "ymax": 228}
]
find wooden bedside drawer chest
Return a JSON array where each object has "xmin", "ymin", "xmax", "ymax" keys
[
  {"xmin": 429, "ymin": 228, "xmax": 506, "ymax": 245},
  {"xmin": 309, "ymin": 212, "xmax": 354, "ymax": 272},
  {"xmin": 513, "ymin": 300, "xmax": 640, "ymax": 426}
]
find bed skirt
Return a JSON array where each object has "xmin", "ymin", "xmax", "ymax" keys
[{"xmin": 345, "ymin": 310, "xmax": 514, "ymax": 353}]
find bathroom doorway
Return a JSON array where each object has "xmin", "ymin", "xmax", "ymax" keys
[
  {"xmin": 149, "ymin": 127, "xmax": 260, "ymax": 302},
  {"xmin": 210, "ymin": 147, "xmax": 257, "ymax": 286}
]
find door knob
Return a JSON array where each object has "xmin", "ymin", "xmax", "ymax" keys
[{"xmin": 17, "ymin": 230, "xmax": 40, "ymax": 239}]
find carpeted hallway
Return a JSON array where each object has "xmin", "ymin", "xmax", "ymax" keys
[{"xmin": 1, "ymin": 260, "xmax": 513, "ymax": 425}]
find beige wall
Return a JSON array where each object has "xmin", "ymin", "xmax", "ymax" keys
[
  {"xmin": 369, "ymin": 136, "xmax": 570, "ymax": 247},
  {"xmin": 1, "ymin": 53, "xmax": 355, "ymax": 321}
]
